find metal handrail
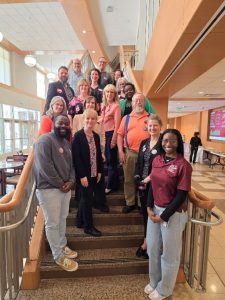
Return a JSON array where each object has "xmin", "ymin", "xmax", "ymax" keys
[
  {"xmin": 0, "ymin": 183, "xmax": 36, "ymax": 232},
  {"xmin": 190, "ymin": 210, "xmax": 223, "ymax": 226}
]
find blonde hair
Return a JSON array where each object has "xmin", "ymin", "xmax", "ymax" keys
[
  {"xmin": 83, "ymin": 108, "xmax": 98, "ymax": 120},
  {"xmin": 147, "ymin": 114, "xmax": 163, "ymax": 127},
  {"xmin": 102, "ymin": 84, "xmax": 119, "ymax": 106},
  {"xmin": 46, "ymin": 96, "xmax": 67, "ymax": 119},
  {"xmin": 116, "ymin": 77, "xmax": 128, "ymax": 92},
  {"xmin": 77, "ymin": 78, "xmax": 90, "ymax": 95}
]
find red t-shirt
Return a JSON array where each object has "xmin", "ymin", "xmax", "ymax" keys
[{"xmin": 151, "ymin": 154, "xmax": 192, "ymax": 210}]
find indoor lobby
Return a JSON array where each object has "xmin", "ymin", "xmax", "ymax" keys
[{"xmin": 0, "ymin": 1, "xmax": 225, "ymax": 300}]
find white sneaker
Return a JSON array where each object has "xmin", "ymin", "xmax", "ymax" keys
[
  {"xmin": 149, "ymin": 289, "xmax": 168, "ymax": 300},
  {"xmin": 144, "ymin": 283, "xmax": 154, "ymax": 294},
  {"xmin": 63, "ymin": 246, "xmax": 78, "ymax": 259},
  {"xmin": 55, "ymin": 256, "xmax": 78, "ymax": 272}
]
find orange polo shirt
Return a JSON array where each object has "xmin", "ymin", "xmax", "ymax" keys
[{"xmin": 117, "ymin": 111, "xmax": 149, "ymax": 153}]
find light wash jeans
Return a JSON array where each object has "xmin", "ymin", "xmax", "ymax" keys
[
  {"xmin": 36, "ymin": 189, "xmax": 71, "ymax": 260},
  {"xmin": 146, "ymin": 205, "xmax": 188, "ymax": 297}
]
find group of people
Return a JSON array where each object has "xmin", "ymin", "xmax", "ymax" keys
[{"xmin": 34, "ymin": 56, "xmax": 192, "ymax": 300}]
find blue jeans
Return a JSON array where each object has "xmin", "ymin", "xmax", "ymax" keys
[
  {"xmin": 36, "ymin": 189, "xmax": 71, "ymax": 260},
  {"xmin": 146, "ymin": 205, "xmax": 188, "ymax": 297}
]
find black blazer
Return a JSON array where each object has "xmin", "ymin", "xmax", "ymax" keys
[
  {"xmin": 44, "ymin": 81, "xmax": 74, "ymax": 113},
  {"xmin": 72, "ymin": 129, "xmax": 103, "ymax": 181},
  {"xmin": 135, "ymin": 136, "xmax": 161, "ymax": 179}
]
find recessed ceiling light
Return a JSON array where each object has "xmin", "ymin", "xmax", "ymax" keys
[
  {"xmin": 198, "ymin": 91, "xmax": 204, "ymax": 94},
  {"xmin": 223, "ymin": 79, "xmax": 225, "ymax": 82},
  {"xmin": 82, "ymin": 30, "xmax": 86, "ymax": 34},
  {"xmin": 92, "ymin": 50, "xmax": 96, "ymax": 54}
]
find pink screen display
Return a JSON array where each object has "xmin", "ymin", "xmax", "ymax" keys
[{"xmin": 209, "ymin": 110, "xmax": 225, "ymax": 141}]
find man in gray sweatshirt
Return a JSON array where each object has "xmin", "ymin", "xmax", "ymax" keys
[{"xmin": 34, "ymin": 114, "xmax": 78, "ymax": 272}]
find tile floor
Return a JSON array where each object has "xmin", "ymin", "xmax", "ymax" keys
[{"xmin": 17, "ymin": 163, "xmax": 225, "ymax": 300}]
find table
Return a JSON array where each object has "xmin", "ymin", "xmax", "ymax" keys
[
  {"xmin": 203, "ymin": 150, "xmax": 225, "ymax": 169},
  {"xmin": 0, "ymin": 161, "xmax": 24, "ymax": 196}
]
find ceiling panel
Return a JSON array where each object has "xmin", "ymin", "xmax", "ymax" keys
[
  {"xmin": 90, "ymin": 0, "xmax": 140, "ymax": 46},
  {"xmin": 0, "ymin": 2, "xmax": 84, "ymax": 51}
]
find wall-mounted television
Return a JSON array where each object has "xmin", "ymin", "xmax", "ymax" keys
[{"xmin": 208, "ymin": 109, "xmax": 225, "ymax": 142}]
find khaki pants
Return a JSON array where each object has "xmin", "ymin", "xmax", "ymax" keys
[{"xmin": 123, "ymin": 149, "xmax": 138, "ymax": 206}]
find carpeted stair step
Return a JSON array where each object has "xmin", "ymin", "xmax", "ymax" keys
[
  {"xmin": 67, "ymin": 208, "xmax": 143, "ymax": 226},
  {"xmin": 40, "ymin": 247, "xmax": 148, "ymax": 279}
]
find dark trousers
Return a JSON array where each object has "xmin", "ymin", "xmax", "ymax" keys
[
  {"xmin": 190, "ymin": 147, "xmax": 198, "ymax": 163},
  {"xmin": 139, "ymin": 188, "xmax": 148, "ymax": 238},
  {"xmin": 105, "ymin": 131, "xmax": 120, "ymax": 190},
  {"xmin": 93, "ymin": 174, "xmax": 107, "ymax": 208},
  {"xmin": 77, "ymin": 177, "xmax": 96, "ymax": 230}
]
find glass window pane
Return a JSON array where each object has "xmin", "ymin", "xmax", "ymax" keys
[
  {"xmin": 14, "ymin": 122, "xmax": 21, "ymax": 138},
  {"xmin": 4, "ymin": 121, "xmax": 12, "ymax": 138},
  {"xmin": 15, "ymin": 139, "xmax": 21, "ymax": 152},
  {"xmin": 5, "ymin": 140, "xmax": 12, "ymax": 153},
  {"xmin": 3, "ymin": 105, "xmax": 12, "ymax": 118},
  {"xmin": 22, "ymin": 139, "xmax": 28, "ymax": 149}
]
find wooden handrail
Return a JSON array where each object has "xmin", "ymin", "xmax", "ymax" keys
[
  {"xmin": 188, "ymin": 187, "xmax": 215, "ymax": 210},
  {"xmin": 0, "ymin": 149, "xmax": 34, "ymax": 212}
]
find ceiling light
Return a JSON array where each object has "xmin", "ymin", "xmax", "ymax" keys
[
  {"xmin": 198, "ymin": 91, "xmax": 204, "ymax": 95},
  {"xmin": 0, "ymin": 32, "xmax": 3, "ymax": 42},
  {"xmin": 223, "ymin": 79, "xmax": 225, "ymax": 82},
  {"xmin": 24, "ymin": 55, "xmax": 37, "ymax": 67},
  {"xmin": 92, "ymin": 50, "xmax": 96, "ymax": 54},
  {"xmin": 47, "ymin": 72, "xmax": 56, "ymax": 82},
  {"xmin": 82, "ymin": 30, "xmax": 86, "ymax": 34},
  {"xmin": 106, "ymin": 6, "xmax": 114, "ymax": 12}
]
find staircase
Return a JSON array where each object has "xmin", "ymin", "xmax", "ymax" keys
[{"xmin": 40, "ymin": 189, "xmax": 148, "ymax": 279}]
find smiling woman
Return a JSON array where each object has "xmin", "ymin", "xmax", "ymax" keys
[{"xmin": 38, "ymin": 96, "xmax": 67, "ymax": 137}]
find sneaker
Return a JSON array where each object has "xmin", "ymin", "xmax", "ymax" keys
[
  {"xmin": 122, "ymin": 205, "xmax": 136, "ymax": 214},
  {"xmin": 149, "ymin": 289, "xmax": 168, "ymax": 300},
  {"xmin": 144, "ymin": 283, "xmax": 154, "ymax": 294},
  {"xmin": 55, "ymin": 256, "xmax": 78, "ymax": 272},
  {"xmin": 63, "ymin": 246, "xmax": 78, "ymax": 259}
]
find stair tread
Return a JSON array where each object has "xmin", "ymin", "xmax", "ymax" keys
[
  {"xmin": 69, "ymin": 207, "xmax": 142, "ymax": 216},
  {"xmin": 66, "ymin": 224, "xmax": 143, "ymax": 237},
  {"xmin": 42, "ymin": 247, "xmax": 146, "ymax": 264}
]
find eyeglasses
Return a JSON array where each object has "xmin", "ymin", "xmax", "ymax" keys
[{"xmin": 162, "ymin": 139, "xmax": 178, "ymax": 144}]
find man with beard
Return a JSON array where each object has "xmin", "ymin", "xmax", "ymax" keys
[
  {"xmin": 44, "ymin": 66, "xmax": 74, "ymax": 113},
  {"xmin": 120, "ymin": 83, "xmax": 155, "ymax": 117},
  {"xmin": 117, "ymin": 93, "xmax": 150, "ymax": 213},
  {"xmin": 34, "ymin": 115, "xmax": 78, "ymax": 272}
]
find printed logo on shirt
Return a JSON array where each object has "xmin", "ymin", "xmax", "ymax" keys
[
  {"xmin": 59, "ymin": 147, "xmax": 64, "ymax": 154},
  {"xmin": 57, "ymin": 88, "xmax": 63, "ymax": 94},
  {"xmin": 167, "ymin": 164, "xmax": 177, "ymax": 174}
]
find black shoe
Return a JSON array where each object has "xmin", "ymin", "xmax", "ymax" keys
[
  {"xmin": 93, "ymin": 204, "xmax": 110, "ymax": 213},
  {"xmin": 136, "ymin": 246, "xmax": 148, "ymax": 259},
  {"xmin": 99, "ymin": 205, "xmax": 110, "ymax": 213},
  {"xmin": 122, "ymin": 205, "xmax": 136, "ymax": 214},
  {"xmin": 84, "ymin": 227, "xmax": 102, "ymax": 237},
  {"xmin": 76, "ymin": 223, "xmax": 84, "ymax": 228}
]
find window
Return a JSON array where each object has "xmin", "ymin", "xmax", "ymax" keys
[
  {"xmin": 0, "ymin": 46, "xmax": 11, "ymax": 85},
  {"xmin": 0, "ymin": 104, "xmax": 40, "ymax": 156},
  {"xmin": 36, "ymin": 70, "xmax": 46, "ymax": 98}
]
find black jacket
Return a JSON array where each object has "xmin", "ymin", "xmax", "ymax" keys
[
  {"xmin": 135, "ymin": 137, "xmax": 161, "ymax": 180},
  {"xmin": 72, "ymin": 129, "xmax": 103, "ymax": 180},
  {"xmin": 44, "ymin": 81, "xmax": 74, "ymax": 113},
  {"xmin": 190, "ymin": 136, "xmax": 202, "ymax": 148}
]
